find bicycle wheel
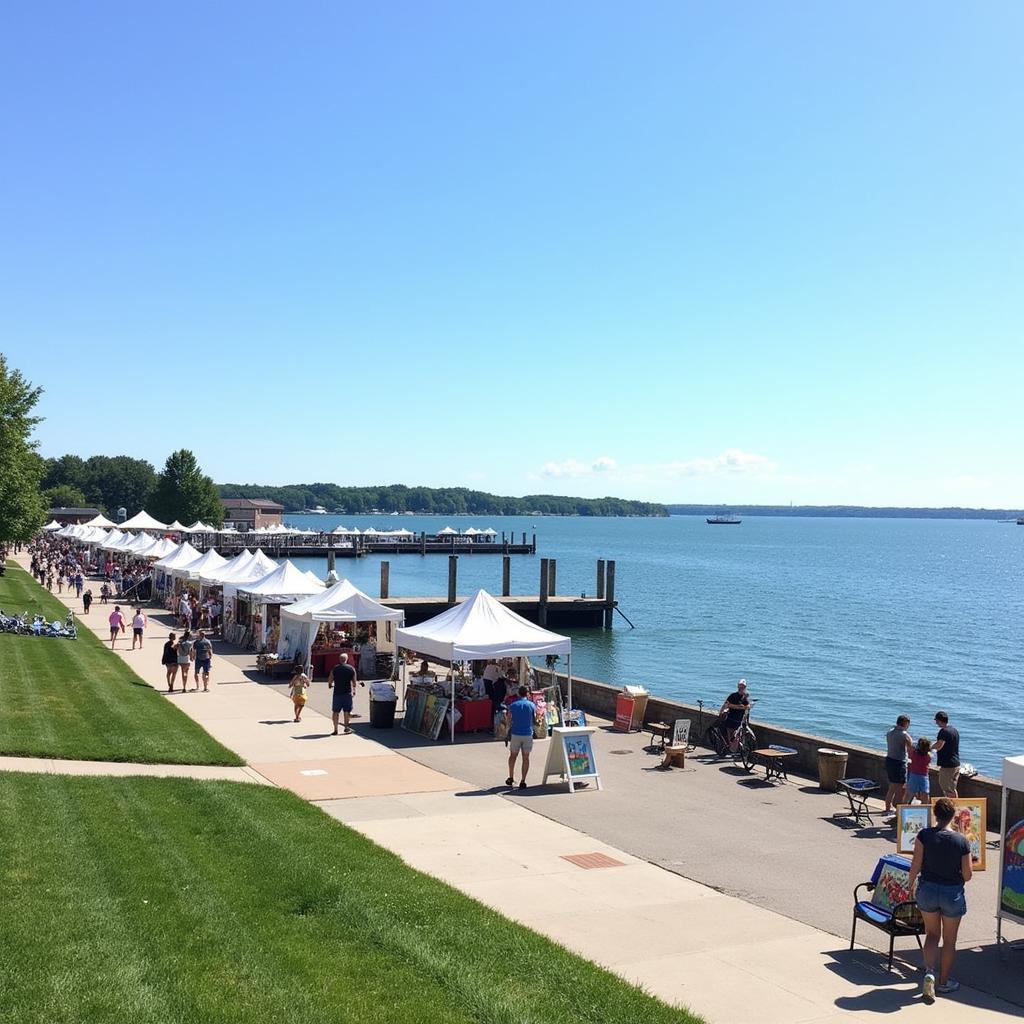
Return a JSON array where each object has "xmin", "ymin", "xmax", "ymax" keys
[
  {"xmin": 739, "ymin": 728, "xmax": 758, "ymax": 771},
  {"xmin": 707, "ymin": 724, "xmax": 728, "ymax": 757}
]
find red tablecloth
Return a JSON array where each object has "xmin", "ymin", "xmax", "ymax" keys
[
  {"xmin": 310, "ymin": 649, "xmax": 355, "ymax": 681},
  {"xmin": 454, "ymin": 698, "xmax": 493, "ymax": 733}
]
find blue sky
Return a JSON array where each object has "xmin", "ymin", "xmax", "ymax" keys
[{"xmin": 3, "ymin": 2, "xmax": 1022, "ymax": 507}]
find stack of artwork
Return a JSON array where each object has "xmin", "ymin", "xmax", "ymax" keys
[{"xmin": 896, "ymin": 798, "xmax": 987, "ymax": 870}]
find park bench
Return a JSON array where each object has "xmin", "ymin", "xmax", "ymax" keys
[{"xmin": 850, "ymin": 854, "xmax": 924, "ymax": 970}]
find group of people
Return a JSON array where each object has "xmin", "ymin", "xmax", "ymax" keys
[
  {"xmin": 883, "ymin": 710, "xmax": 962, "ymax": 815},
  {"xmin": 160, "ymin": 630, "xmax": 214, "ymax": 692},
  {"xmin": 106, "ymin": 606, "xmax": 148, "ymax": 650},
  {"xmin": 176, "ymin": 591, "xmax": 221, "ymax": 634}
]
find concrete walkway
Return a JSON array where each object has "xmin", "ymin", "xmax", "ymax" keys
[
  {"xmin": 0, "ymin": 754, "xmax": 268, "ymax": 782},
  {"xmin": 11, "ymin": 557, "xmax": 1022, "ymax": 1024}
]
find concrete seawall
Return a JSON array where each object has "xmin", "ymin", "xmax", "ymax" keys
[{"xmin": 538, "ymin": 669, "xmax": 1021, "ymax": 830}]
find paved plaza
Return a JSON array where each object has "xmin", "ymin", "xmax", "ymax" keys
[{"xmin": 11, "ymin": 557, "xmax": 1023, "ymax": 1024}]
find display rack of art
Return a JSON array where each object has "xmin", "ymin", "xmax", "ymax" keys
[
  {"xmin": 997, "ymin": 755, "xmax": 1024, "ymax": 948},
  {"xmin": 542, "ymin": 726, "xmax": 602, "ymax": 794}
]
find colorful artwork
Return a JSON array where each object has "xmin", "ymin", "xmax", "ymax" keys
[
  {"xmin": 896, "ymin": 804, "xmax": 931, "ymax": 855},
  {"xmin": 563, "ymin": 734, "xmax": 596, "ymax": 777},
  {"xmin": 1001, "ymin": 817, "xmax": 1024, "ymax": 917},
  {"xmin": 935, "ymin": 797, "xmax": 987, "ymax": 871},
  {"xmin": 873, "ymin": 861, "xmax": 913, "ymax": 915},
  {"xmin": 543, "ymin": 687, "xmax": 561, "ymax": 729},
  {"xmin": 421, "ymin": 695, "xmax": 450, "ymax": 740},
  {"xmin": 403, "ymin": 688, "xmax": 426, "ymax": 734},
  {"xmin": 672, "ymin": 719, "xmax": 691, "ymax": 748}
]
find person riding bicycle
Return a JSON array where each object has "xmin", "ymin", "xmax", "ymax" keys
[{"xmin": 719, "ymin": 679, "xmax": 750, "ymax": 753}]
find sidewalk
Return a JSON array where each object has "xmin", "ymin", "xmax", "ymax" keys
[
  {"xmin": 0, "ymin": 754, "xmax": 268, "ymax": 782},
  {"xmin": 13, "ymin": 558, "xmax": 1022, "ymax": 1024}
]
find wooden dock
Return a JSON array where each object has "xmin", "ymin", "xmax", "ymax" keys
[
  {"xmin": 194, "ymin": 535, "xmax": 536, "ymax": 558},
  {"xmin": 380, "ymin": 594, "xmax": 614, "ymax": 628}
]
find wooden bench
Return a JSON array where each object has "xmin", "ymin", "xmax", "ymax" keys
[
  {"xmin": 647, "ymin": 722, "xmax": 672, "ymax": 751},
  {"xmin": 851, "ymin": 855, "xmax": 924, "ymax": 970},
  {"xmin": 752, "ymin": 745, "xmax": 797, "ymax": 782}
]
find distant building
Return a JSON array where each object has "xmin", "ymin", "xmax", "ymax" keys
[
  {"xmin": 48, "ymin": 506, "xmax": 101, "ymax": 525},
  {"xmin": 221, "ymin": 497, "xmax": 284, "ymax": 530}
]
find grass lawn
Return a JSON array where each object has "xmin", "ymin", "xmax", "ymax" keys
[
  {"xmin": 0, "ymin": 774, "xmax": 702, "ymax": 1024},
  {"xmin": 0, "ymin": 565, "xmax": 241, "ymax": 765}
]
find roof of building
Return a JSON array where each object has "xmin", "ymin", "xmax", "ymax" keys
[
  {"xmin": 220, "ymin": 497, "xmax": 285, "ymax": 511},
  {"xmin": 48, "ymin": 507, "xmax": 101, "ymax": 516}
]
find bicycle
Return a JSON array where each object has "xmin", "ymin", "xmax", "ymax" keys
[{"xmin": 704, "ymin": 698, "xmax": 758, "ymax": 770}]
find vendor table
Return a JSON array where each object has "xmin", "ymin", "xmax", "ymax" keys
[
  {"xmin": 310, "ymin": 649, "xmax": 355, "ymax": 681},
  {"xmin": 752, "ymin": 745, "xmax": 797, "ymax": 782},
  {"xmin": 835, "ymin": 778, "xmax": 880, "ymax": 825},
  {"xmin": 454, "ymin": 698, "xmax": 492, "ymax": 734}
]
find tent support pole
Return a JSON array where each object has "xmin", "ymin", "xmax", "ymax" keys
[
  {"xmin": 567, "ymin": 652, "xmax": 572, "ymax": 724},
  {"xmin": 451, "ymin": 662, "xmax": 456, "ymax": 743}
]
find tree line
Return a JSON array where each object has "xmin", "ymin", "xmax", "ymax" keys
[
  {"xmin": 42, "ymin": 450, "xmax": 224, "ymax": 528},
  {"xmin": 217, "ymin": 483, "xmax": 668, "ymax": 518}
]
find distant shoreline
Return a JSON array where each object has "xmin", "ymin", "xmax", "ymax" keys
[{"xmin": 667, "ymin": 504, "xmax": 1023, "ymax": 521}]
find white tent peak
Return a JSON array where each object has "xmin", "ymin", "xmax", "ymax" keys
[
  {"xmin": 120, "ymin": 510, "xmax": 168, "ymax": 531},
  {"xmin": 238, "ymin": 560, "xmax": 324, "ymax": 600},
  {"xmin": 83, "ymin": 513, "xmax": 117, "ymax": 528},
  {"xmin": 153, "ymin": 541, "xmax": 202, "ymax": 570}
]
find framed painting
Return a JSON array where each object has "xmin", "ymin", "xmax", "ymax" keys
[
  {"xmin": 563, "ymin": 733, "xmax": 597, "ymax": 778},
  {"xmin": 934, "ymin": 797, "xmax": 987, "ymax": 871},
  {"xmin": 403, "ymin": 688, "xmax": 426, "ymax": 734},
  {"xmin": 1001, "ymin": 816, "xmax": 1024, "ymax": 920},
  {"xmin": 896, "ymin": 804, "xmax": 931, "ymax": 855}
]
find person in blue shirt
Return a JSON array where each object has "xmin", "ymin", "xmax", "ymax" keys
[{"xmin": 504, "ymin": 686, "xmax": 537, "ymax": 790}]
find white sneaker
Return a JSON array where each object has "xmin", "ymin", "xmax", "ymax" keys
[{"xmin": 922, "ymin": 972, "xmax": 936, "ymax": 1004}]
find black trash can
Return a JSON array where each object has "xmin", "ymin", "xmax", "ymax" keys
[{"xmin": 369, "ymin": 699, "xmax": 397, "ymax": 729}]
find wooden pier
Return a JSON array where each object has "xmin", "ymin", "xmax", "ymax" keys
[
  {"xmin": 194, "ymin": 531, "xmax": 537, "ymax": 558},
  {"xmin": 376, "ymin": 556, "xmax": 619, "ymax": 629}
]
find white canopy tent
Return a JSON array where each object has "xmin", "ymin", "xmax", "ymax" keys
[
  {"xmin": 165, "ymin": 520, "xmax": 188, "ymax": 532},
  {"xmin": 122, "ymin": 533, "xmax": 156, "ymax": 555},
  {"xmin": 186, "ymin": 520, "xmax": 217, "ymax": 533},
  {"xmin": 102, "ymin": 531, "xmax": 137, "ymax": 552},
  {"xmin": 119, "ymin": 511, "xmax": 168, "ymax": 531},
  {"xmin": 437, "ymin": 526, "xmax": 457, "ymax": 536},
  {"xmin": 278, "ymin": 579, "xmax": 404, "ymax": 663},
  {"xmin": 137, "ymin": 537, "xmax": 178, "ymax": 560},
  {"xmin": 395, "ymin": 589, "xmax": 572, "ymax": 742},
  {"xmin": 83, "ymin": 513, "xmax": 117, "ymax": 528},
  {"xmin": 198, "ymin": 549, "xmax": 254, "ymax": 585},
  {"xmin": 171, "ymin": 548, "xmax": 229, "ymax": 582},
  {"xmin": 42, "ymin": 520, "xmax": 63, "ymax": 531},
  {"xmin": 236, "ymin": 561, "xmax": 324, "ymax": 645}
]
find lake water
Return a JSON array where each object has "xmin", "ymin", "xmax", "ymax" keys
[{"xmin": 283, "ymin": 514, "xmax": 1024, "ymax": 775}]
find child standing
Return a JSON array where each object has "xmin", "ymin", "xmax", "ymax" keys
[
  {"xmin": 907, "ymin": 737, "xmax": 933, "ymax": 803},
  {"xmin": 288, "ymin": 667, "xmax": 311, "ymax": 723}
]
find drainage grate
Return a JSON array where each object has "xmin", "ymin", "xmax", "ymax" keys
[
  {"xmin": 609, "ymin": 749, "xmax": 633, "ymax": 755},
  {"xmin": 561, "ymin": 852, "xmax": 626, "ymax": 870}
]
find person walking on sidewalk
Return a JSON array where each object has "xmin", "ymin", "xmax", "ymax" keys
[
  {"xmin": 907, "ymin": 796, "xmax": 972, "ymax": 1003},
  {"xmin": 176, "ymin": 630, "xmax": 195, "ymax": 690},
  {"xmin": 82, "ymin": 589, "xmax": 92, "ymax": 615},
  {"xmin": 329, "ymin": 658, "xmax": 356, "ymax": 734},
  {"xmin": 505, "ymin": 686, "xmax": 537, "ymax": 790},
  {"xmin": 933, "ymin": 711, "xmax": 961, "ymax": 797},
  {"xmin": 108, "ymin": 606, "xmax": 125, "ymax": 649},
  {"xmin": 131, "ymin": 607, "xmax": 147, "ymax": 650},
  {"xmin": 162, "ymin": 633, "xmax": 180, "ymax": 692},
  {"xmin": 193, "ymin": 631, "xmax": 213, "ymax": 691},
  {"xmin": 288, "ymin": 665, "xmax": 311, "ymax": 723},
  {"xmin": 883, "ymin": 714, "xmax": 914, "ymax": 818}
]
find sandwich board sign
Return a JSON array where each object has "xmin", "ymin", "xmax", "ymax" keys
[{"xmin": 542, "ymin": 726, "xmax": 601, "ymax": 794}]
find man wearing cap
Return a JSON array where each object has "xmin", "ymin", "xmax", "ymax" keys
[{"xmin": 720, "ymin": 679, "xmax": 750, "ymax": 753}]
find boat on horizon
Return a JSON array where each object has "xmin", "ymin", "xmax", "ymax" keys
[{"xmin": 706, "ymin": 513, "xmax": 742, "ymax": 525}]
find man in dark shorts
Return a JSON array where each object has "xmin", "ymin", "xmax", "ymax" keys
[
  {"xmin": 933, "ymin": 711, "xmax": 961, "ymax": 797},
  {"xmin": 193, "ymin": 630, "xmax": 213, "ymax": 692},
  {"xmin": 883, "ymin": 714, "xmax": 913, "ymax": 817},
  {"xmin": 329, "ymin": 658, "xmax": 356, "ymax": 735},
  {"xmin": 719, "ymin": 679, "xmax": 749, "ymax": 752}
]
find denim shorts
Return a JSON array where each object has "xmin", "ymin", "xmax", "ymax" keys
[
  {"xmin": 907, "ymin": 771, "xmax": 929, "ymax": 794},
  {"xmin": 916, "ymin": 880, "xmax": 966, "ymax": 918}
]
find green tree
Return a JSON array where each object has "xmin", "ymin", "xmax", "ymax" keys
[
  {"xmin": 42, "ymin": 453, "xmax": 88, "ymax": 494},
  {"xmin": 44, "ymin": 484, "xmax": 88, "ymax": 509},
  {"xmin": 0, "ymin": 356, "xmax": 48, "ymax": 541},
  {"xmin": 152, "ymin": 449, "xmax": 224, "ymax": 527},
  {"xmin": 83, "ymin": 455, "xmax": 157, "ymax": 516}
]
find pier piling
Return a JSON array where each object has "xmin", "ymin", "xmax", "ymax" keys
[
  {"xmin": 603, "ymin": 560, "xmax": 616, "ymax": 629},
  {"xmin": 380, "ymin": 561, "xmax": 390, "ymax": 599},
  {"xmin": 447, "ymin": 555, "xmax": 458, "ymax": 605},
  {"xmin": 548, "ymin": 558, "xmax": 557, "ymax": 596},
  {"xmin": 539, "ymin": 558, "xmax": 550, "ymax": 627},
  {"xmin": 596, "ymin": 559, "xmax": 605, "ymax": 600},
  {"xmin": 502, "ymin": 555, "xmax": 511, "ymax": 596}
]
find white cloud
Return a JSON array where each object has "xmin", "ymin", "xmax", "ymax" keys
[
  {"xmin": 659, "ymin": 448, "xmax": 778, "ymax": 477},
  {"xmin": 540, "ymin": 456, "xmax": 617, "ymax": 479}
]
